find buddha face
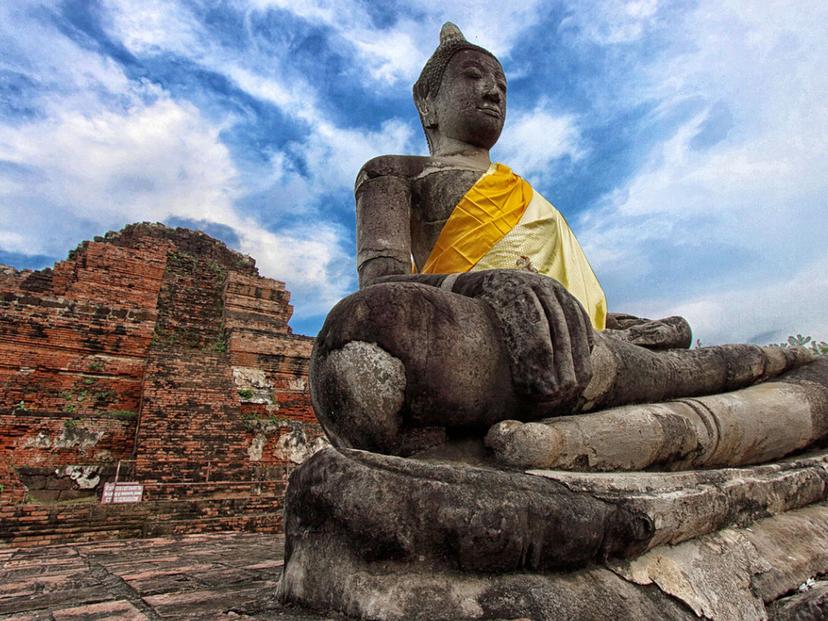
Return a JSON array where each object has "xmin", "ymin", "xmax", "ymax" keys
[{"xmin": 426, "ymin": 49, "xmax": 507, "ymax": 151}]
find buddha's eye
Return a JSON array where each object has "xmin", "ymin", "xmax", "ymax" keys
[{"xmin": 464, "ymin": 69, "xmax": 483, "ymax": 79}]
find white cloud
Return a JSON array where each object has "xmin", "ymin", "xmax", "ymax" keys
[
  {"xmin": 0, "ymin": 3, "xmax": 132, "ymax": 104},
  {"xmin": 298, "ymin": 119, "xmax": 414, "ymax": 190},
  {"xmin": 0, "ymin": 94, "xmax": 237, "ymax": 251},
  {"xmin": 577, "ymin": 1, "xmax": 828, "ymax": 343},
  {"xmin": 97, "ymin": 0, "xmax": 202, "ymax": 56},
  {"xmin": 494, "ymin": 105, "xmax": 584, "ymax": 182},
  {"xmin": 561, "ymin": 0, "xmax": 662, "ymax": 45},
  {"xmin": 0, "ymin": 89, "xmax": 352, "ymax": 313},
  {"xmin": 241, "ymin": 0, "xmax": 544, "ymax": 85},
  {"xmin": 0, "ymin": 2, "xmax": 355, "ymax": 318},
  {"xmin": 0, "ymin": 232, "xmax": 28, "ymax": 255},
  {"xmin": 641, "ymin": 252, "xmax": 828, "ymax": 346},
  {"xmin": 238, "ymin": 221, "xmax": 352, "ymax": 315},
  {"xmin": 100, "ymin": 0, "xmax": 417, "ymax": 191}
]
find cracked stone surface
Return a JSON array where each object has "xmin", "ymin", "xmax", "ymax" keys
[
  {"xmin": 281, "ymin": 446, "xmax": 828, "ymax": 620},
  {"xmin": 0, "ymin": 533, "xmax": 340, "ymax": 620}
]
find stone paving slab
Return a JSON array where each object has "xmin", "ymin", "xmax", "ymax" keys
[{"xmin": 0, "ymin": 533, "xmax": 345, "ymax": 620}]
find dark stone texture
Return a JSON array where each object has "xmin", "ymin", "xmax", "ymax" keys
[
  {"xmin": 604, "ymin": 312, "xmax": 692, "ymax": 349},
  {"xmin": 281, "ymin": 542, "xmax": 696, "ymax": 621},
  {"xmin": 284, "ymin": 447, "xmax": 653, "ymax": 574},
  {"xmin": 311, "ymin": 281, "xmax": 514, "ymax": 453},
  {"xmin": 310, "ymin": 274, "xmax": 815, "ymax": 456},
  {"xmin": 769, "ymin": 581, "xmax": 828, "ymax": 621}
]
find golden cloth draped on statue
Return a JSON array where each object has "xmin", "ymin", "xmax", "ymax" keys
[{"xmin": 420, "ymin": 162, "xmax": 607, "ymax": 330}]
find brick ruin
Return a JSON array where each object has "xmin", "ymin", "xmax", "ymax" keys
[{"xmin": 0, "ymin": 223, "xmax": 323, "ymax": 545}]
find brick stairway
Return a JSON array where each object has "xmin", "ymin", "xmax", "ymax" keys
[{"xmin": 134, "ymin": 351, "xmax": 253, "ymax": 483}]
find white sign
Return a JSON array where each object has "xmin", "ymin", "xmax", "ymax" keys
[{"xmin": 101, "ymin": 482, "xmax": 143, "ymax": 504}]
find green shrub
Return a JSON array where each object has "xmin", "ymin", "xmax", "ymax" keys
[{"xmin": 776, "ymin": 334, "xmax": 827, "ymax": 356}]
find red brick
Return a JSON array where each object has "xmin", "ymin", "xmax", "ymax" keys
[{"xmin": 0, "ymin": 224, "xmax": 322, "ymax": 545}]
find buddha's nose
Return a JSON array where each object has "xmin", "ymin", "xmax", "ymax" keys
[{"xmin": 482, "ymin": 77, "xmax": 502, "ymax": 103}]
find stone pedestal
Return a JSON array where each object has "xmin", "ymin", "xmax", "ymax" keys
[{"xmin": 280, "ymin": 445, "xmax": 828, "ymax": 620}]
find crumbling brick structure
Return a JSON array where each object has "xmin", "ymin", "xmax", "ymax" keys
[{"xmin": 0, "ymin": 223, "xmax": 322, "ymax": 545}]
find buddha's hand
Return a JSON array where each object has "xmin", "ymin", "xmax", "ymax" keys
[{"xmin": 450, "ymin": 270, "xmax": 594, "ymax": 404}]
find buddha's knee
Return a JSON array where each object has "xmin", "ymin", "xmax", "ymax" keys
[{"xmin": 310, "ymin": 282, "xmax": 514, "ymax": 454}]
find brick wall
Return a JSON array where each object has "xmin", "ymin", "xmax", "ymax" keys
[
  {"xmin": 0, "ymin": 481, "xmax": 287, "ymax": 547},
  {"xmin": 0, "ymin": 223, "xmax": 324, "ymax": 544}
]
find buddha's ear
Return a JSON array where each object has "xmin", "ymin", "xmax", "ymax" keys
[{"xmin": 417, "ymin": 96, "xmax": 438, "ymax": 129}]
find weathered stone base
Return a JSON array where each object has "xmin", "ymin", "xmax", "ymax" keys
[
  {"xmin": 280, "ymin": 446, "xmax": 828, "ymax": 620},
  {"xmin": 281, "ymin": 501, "xmax": 828, "ymax": 620},
  {"xmin": 280, "ymin": 540, "xmax": 696, "ymax": 620}
]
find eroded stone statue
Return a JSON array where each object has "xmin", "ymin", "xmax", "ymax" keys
[
  {"xmin": 310, "ymin": 23, "xmax": 816, "ymax": 460},
  {"xmin": 279, "ymin": 23, "xmax": 828, "ymax": 620}
]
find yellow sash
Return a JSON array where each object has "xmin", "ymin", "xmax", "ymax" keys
[
  {"xmin": 420, "ymin": 163, "xmax": 607, "ymax": 330},
  {"xmin": 420, "ymin": 163, "xmax": 531, "ymax": 274}
]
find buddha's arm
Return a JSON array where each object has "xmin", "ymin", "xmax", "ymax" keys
[
  {"xmin": 605, "ymin": 313, "xmax": 693, "ymax": 350},
  {"xmin": 355, "ymin": 157, "xmax": 414, "ymax": 289}
]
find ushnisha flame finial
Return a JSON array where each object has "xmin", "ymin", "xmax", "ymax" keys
[{"xmin": 439, "ymin": 21, "xmax": 466, "ymax": 44}]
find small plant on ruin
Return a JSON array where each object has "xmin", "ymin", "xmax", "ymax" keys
[
  {"xmin": 205, "ymin": 259, "xmax": 227, "ymax": 279},
  {"xmin": 60, "ymin": 388, "xmax": 87, "ymax": 404},
  {"xmin": 208, "ymin": 328, "xmax": 229, "ymax": 353},
  {"xmin": 92, "ymin": 388, "xmax": 116, "ymax": 406},
  {"xmin": 774, "ymin": 334, "xmax": 828, "ymax": 356},
  {"xmin": 86, "ymin": 358, "xmax": 104, "ymax": 372},
  {"xmin": 13, "ymin": 400, "xmax": 29, "ymax": 413},
  {"xmin": 106, "ymin": 410, "xmax": 138, "ymax": 420},
  {"xmin": 63, "ymin": 418, "xmax": 77, "ymax": 432},
  {"xmin": 238, "ymin": 388, "xmax": 254, "ymax": 400}
]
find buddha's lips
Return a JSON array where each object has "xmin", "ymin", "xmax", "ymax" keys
[{"xmin": 478, "ymin": 106, "xmax": 502, "ymax": 118}]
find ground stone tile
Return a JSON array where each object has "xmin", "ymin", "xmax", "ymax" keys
[
  {"xmin": 142, "ymin": 582, "xmax": 279, "ymax": 617},
  {"xmin": 0, "ymin": 586, "xmax": 112, "ymax": 615},
  {"xmin": 126, "ymin": 574, "xmax": 201, "ymax": 597},
  {"xmin": 0, "ymin": 533, "xmax": 336, "ymax": 620},
  {"xmin": 191, "ymin": 567, "xmax": 259, "ymax": 587},
  {"xmin": 118, "ymin": 563, "xmax": 214, "ymax": 582},
  {"xmin": 51, "ymin": 599, "xmax": 149, "ymax": 621}
]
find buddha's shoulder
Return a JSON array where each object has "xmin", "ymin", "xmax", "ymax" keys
[{"xmin": 356, "ymin": 155, "xmax": 431, "ymax": 188}]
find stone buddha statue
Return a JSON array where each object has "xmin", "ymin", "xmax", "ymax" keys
[
  {"xmin": 280, "ymin": 23, "xmax": 828, "ymax": 620},
  {"xmin": 310, "ymin": 22, "xmax": 817, "ymax": 460}
]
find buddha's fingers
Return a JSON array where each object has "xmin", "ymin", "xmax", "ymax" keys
[
  {"xmin": 450, "ymin": 269, "xmax": 594, "ymax": 402},
  {"xmin": 555, "ymin": 282, "xmax": 594, "ymax": 391},
  {"xmin": 512, "ymin": 283, "xmax": 560, "ymax": 396},
  {"xmin": 455, "ymin": 271, "xmax": 558, "ymax": 397},
  {"xmin": 534, "ymin": 280, "xmax": 576, "ymax": 401}
]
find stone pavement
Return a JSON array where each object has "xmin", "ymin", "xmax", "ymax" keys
[{"xmin": 0, "ymin": 533, "xmax": 341, "ymax": 620}]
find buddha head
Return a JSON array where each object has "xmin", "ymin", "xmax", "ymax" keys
[{"xmin": 413, "ymin": 23, "xmax": 507, "ymax": 155}]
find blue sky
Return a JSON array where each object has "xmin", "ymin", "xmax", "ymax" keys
[{"xmin": 1, "ymin": 1, "xmax": 826, "ymax": 343}]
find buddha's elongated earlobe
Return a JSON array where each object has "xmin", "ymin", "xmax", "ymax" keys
[{"xmin": 417, "ymin": 97, "xmax": 438, "ymax": 129}]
